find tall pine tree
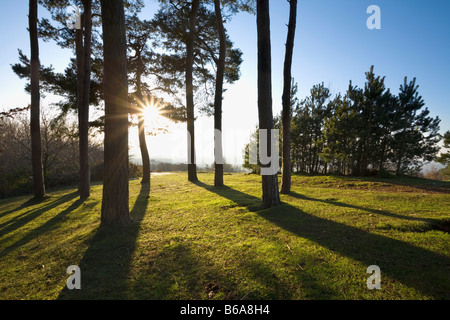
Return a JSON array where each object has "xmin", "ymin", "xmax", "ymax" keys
[
  {"xmin": 391, "ymin": 77, "xmax": 441, "ymax": 175},
  {"xmin": 257, "ymin": 0, "xmax": 280, "ymax": 208},
  {"xmin": 29, "ymin": 0, "xmax": 46, "ymax": 199},
  {"xmin": 100, "ymin": 0, "xmax": 131, "ymax": 226}
]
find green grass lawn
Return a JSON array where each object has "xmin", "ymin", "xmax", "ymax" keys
[{"xmin": 0, "ymin": 173, "xmax": 449, "ymax": 300}]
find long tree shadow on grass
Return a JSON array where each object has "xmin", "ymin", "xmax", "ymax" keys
[
  {"xmin": 195, "ymin": 181, "xmax": 450, "ymax": 299},
  {"xmin": 0, "ymin": 195, "xmax": 86, "ymax": 260},
  {"xmin": 290, "ymin": 191, "xmax": 450, "ymax": 232},
  {"xmin": 0, "ymin": 191, "xmax": 79, "ymax": 239},
  {"xmin": 128, "ymin": 241, "xmax": 231, "ymax": 299},
  {"xmin": 0, "ymin": 197, "xmax": 43, "ymax": 220},
  {"xmin": 292, "ymin": 173, "xmax": 450, "ymax": 194},
  {"xmin": 128, "ymin": 239, "xmax": 334, "ymax": 300},
  {"xmin": 357, "ymin": 175, "xmax": 450, "ymax": 194},
  {"xmin": 56, "ymin": 182, "xmax": 335, "ymax": 300},
  {"xmin": 58, "ymin": 184, "xmax": 151, "ymax": 299},
  {"xmin": 0, "ymin": 192, "xmax": 61, "ymax": 219}
]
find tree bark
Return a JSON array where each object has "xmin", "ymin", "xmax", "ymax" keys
[
  {"xmin": 29, "ymin": 0, "xmax": 45, "ymax": 199},
  {"xmin": 138, "ymin": 112, "xmax": 151, "ymax": 184},
  {"xmin": 135, "ymin": 53, "xmax": 151, "ymax": 185},
  {"xmin": 76, "ymin": 27, "xmax": 84, "ymax": 130},
  {"xmin": 395, "ymin": 119, "xmax": 408, "ymax": 176},
  {"xmin": 100, "ymin": 0, "xmax": 130, "ymax": 226},
  {"xmin": 257, "ymin": 0, "xmax": 281, "ymax": 209},
  {"xmin": 396, "ymin": 154, "xmax": 403, "ymax": 176},
  {"xmin": 378, "ymin": 135, "xmax": 388, "ymax": 177},
  {"xmin": 78, "ymin": 0, "xmax": 92, "ymax": 199},
  {"xmin": 213, "ymin": 0, "xmax": 225, "ymax": 187},
  {"xmin": 280, "ymin": 0, "xmax": 297, "ymax": 194},
  {"xmin": 186, "ymin": 0, "xmax": 200, "ymax": 182}
]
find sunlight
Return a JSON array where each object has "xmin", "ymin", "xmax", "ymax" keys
[
  {"xmin": 137, "ymin": 95, "xmax": 179, "ymax": 136},
  {"xmin": 143, "ymin": 99, "xmax": 163, "ymax": 129},
  {"xmin": 144, "ymin": 102, "xmax": 161, "ymax": 125}
]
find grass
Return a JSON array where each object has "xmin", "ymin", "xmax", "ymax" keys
[{"xmin": 0, "ymin": 173, "xmax": 449, "ymax": 300}]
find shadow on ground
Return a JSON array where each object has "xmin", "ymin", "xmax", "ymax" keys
[
  {"xmin": 0, "ymin": 192, "xmax": 81, "ymax": 259},
  {"xmin": 57, "ymin": 182, "xmax": 337, "ymax": 300},
  {"xmin": 292, "ymin": 173, "xmax": 450, "ymax": 194},
  {"xmin": 195, "ymin": 181, "xmax": 450, "ymax": 299},
  {"xmin": 49, "ymin": 181, "xmax": 449, "ymax": 299},
  {"xmin": 289, "ymin": 191, "xmax": 450, "ymax": 233},
  {"xmin": 58, "ymin": 184, "xmax": 151, "ymax": 299},
  {"xmin": 0, "ymin": 192, "xmax": 79, "ymax": 234}
]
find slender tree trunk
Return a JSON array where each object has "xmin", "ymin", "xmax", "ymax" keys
[
  {"xmin": 79, "ymin": 0, "xmax": 92, "ymax": 199},
  {"xmin": 257, "ymin": 0, "xmax": 281, "ymax": 209},
  {"xmin": 213, "ymin": 0, "xmax": 225, "ymax": 187},
  {"xmin": 76, "ymin": 27, "xmax": 84, "ymax": 120},
  {"xmin": 378, "ymin": 136, "xmax": 388, "ymax": 177},
  {"xmin": 354, "ymin": 139, "xmax": 363, "ymax": 176},
  {"xmin": 186, "ymin": 0, "xmax": 200, "ymax": 182},
  {"xmin": 100, "ymin": 0, "xmax": 130, "ymax": 226},
  {"xmin": 29, "ymin": 0, "xmax": 45, "ymax": 199},
  {"xmin": 396, "ymin": 154, "xmax": 402, "ymax": 176},
  {"xmin": 280, "ymin": 0, "xmax": 297, "ymax": 195},
  {"xmin": 315, "ymin": 149, "xmax": 320, "ymax": 173},
  {"xmin": 138, "ymin": 112, "xmax": 151, "ymax": 184},
  {"xmin": 396, "ymin": 121, "xmax": 408, "ymax": 176},
  {"xmin": 135, "ymin": 59, "xmax": 151, "ymax": 185}
]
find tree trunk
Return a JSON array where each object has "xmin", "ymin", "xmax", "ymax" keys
[
  {"xmin": 186, "ymin": 0, "xmax": 200, "ymax": 182},
  {"xmin": 135, "ymin": 56, "xmax": 151, "ymax": 185},
  {"xmin": 280, "ymin": 0, "xmax": 297, "ymax": 194},
  {"xmin": 78, "ymin": 0, "xmax": 92, "ymax": 199},
  {"xmin": 396, "ymin": 121, "xmax": 408, "ymax": 176},
  {"xmin": 138, "ymin": 113, "xmax": 151, "ymax": 184},
  {"xmin": 213, "ymin": 0, "xmax": 225, "ymax": 187},
  {"xmin": 29, "ymin": 0, "xmax": 45, "ymax": 199},
  {"xmin": 396, "ymin": 149, "xmax": 404, "ymax": 176},
  {"xmin": 100, "ymin": 0, "xmax": 130, "ymax": 227},
  {"xmin": 354, "ymin": 139, "xmax": 363, "ymax": 176},
  {"xmin": 378, "ymin": 137, "xmax": 387, "ymax": 177},
  {"xmin": 257, "ymin": 0, "xmax": 281, "ymax": 209}
]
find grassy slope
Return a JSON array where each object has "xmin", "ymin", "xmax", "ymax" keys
[{"xmin": 0, "ymin": 173, "xmax": 449, "ymax": 300}]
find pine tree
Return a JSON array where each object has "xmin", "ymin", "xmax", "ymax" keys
[
  {"xmin": 152, "ymin": 0, "xmax": 243, "ymax": 182},
  {"xmin": 292, "ymin": 83, "xmax": 331, "ymax": 174},
  {"xmin": 38, "ymin": 0, "xmax": 98, "ymax": 199},
  {"xmin": 280, "ymin": 0, "xmax": 298, "ymax": 194},
  {"xmin": 78, "ymin": 0, "xmax": 93, "ymax": 199},
  {"xmin": 257, "ymin": 0, "xmax": 280, "ymax": 208},
  {"xmin": 436, "ymin": 131, "xmax": 450, "ymax": 166},
  {"xmin": 127, "ymin": 14, "xmax": 154, "ymax": 185},
  {"xmin": 347, "ymin": 66, "xmax": 392, "ymax": 175},
  {"xmin": 391, "ymin": 77, "xmax": 441, "ymax": 175},
  {"xmin": 211, "ymin": 0, "xmax": 250, "ymax": 186},
  {"xmin": 29, "ymin": 0, "xmax": 46, "ymax": 199},
  {"xmin": 100, "ymin": 0, "xmax": 131, "ymax": 226},
  {"xmin": 321, "ymin": 94, "xmax": 358, "ymax": 175}
]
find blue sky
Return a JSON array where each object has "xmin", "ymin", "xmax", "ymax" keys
[{"xmin": 0, "ymin": 0, "xmax": 449, "ymax": 165}]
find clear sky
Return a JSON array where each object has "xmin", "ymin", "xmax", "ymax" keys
[{"xmin": 1, "ymin": 0, "xmax": 449, "ymax": 166}]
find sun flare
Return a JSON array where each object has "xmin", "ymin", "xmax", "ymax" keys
[
  {"xmin": 137, "ymin": 95, "xmax": 177, "ymax": 135},
  {"xmin": 143, "ymin": 102, "xmax": 162, "ymax": 126}
]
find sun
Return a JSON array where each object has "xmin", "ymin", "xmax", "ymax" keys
[
  {"xmin": 139, "ymin": 95, "xmax": 173, "ymax": 135},
  {"xmin": 143, "ymin": 102, "xmax": 162, "ymax": 125}
]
